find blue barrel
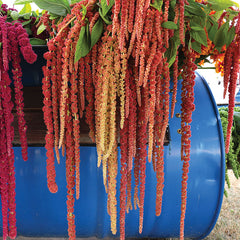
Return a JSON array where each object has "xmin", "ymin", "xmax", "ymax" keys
[{"xmin": 4, "ymin": 52, "xmax": 225, "ymax": 239}]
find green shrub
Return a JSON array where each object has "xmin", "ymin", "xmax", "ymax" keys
[{"xmin": 219, "ymin": 106, "xmax": 240, "ymax": 196}]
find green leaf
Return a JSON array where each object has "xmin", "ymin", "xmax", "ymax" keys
[
  {"xmin": 170, "ymin": 0, "xmax": 176, "ymax": 9},
  {"xmin": 162, "ymin": 21, "xmax": 178, "ymax": 30},
  {"xmin": 20, "ymin": 13, "xmax": 31, "ymax": 19},
  {"xmin": 11, "ymin": 11, "xmax": 19, "ymax": 20},
  {"xmin": 150, "ymin": 0, "xmax": 163, "ymax": 12},
  {"xmin": 234, "ymin": 112, "xmax": 240, "ymax": 126},
  {"xmin": 24, "ymin": 27, "xmax": 32, "ymax": 36},
  {"xmin": 49, "ymin": 13, "xmax": 60, "ymax": 20},
  {"xmin": 99, "ymin": 7, "xmax": 112, "ymax": 25},
  {"xmin": 208, "ymin": 22, "xmax": 218, "ymax": 41},
  {"xmin": 21, "ymin": 19, "xmax": 32, "ymax": 26},
  {"xmin": 30, "ymin": 38, "xmax": 47, "ymax": 45},
  {"xmin": 185, "ymin": 4, "xmax": 206, "ymax": 18},
  {"xmin": 0, "ymin": 42, "xmax": 2, "ymax": 48},
  {"xmin": 191, "ymin": 26, "xmax": 204, "ymax": 31},
  {"xmin": 191, "ymin": 40, "xmax": 202, "ymax": 53},
  {"xmin": 213, "ymin": 22, "xmax": 229, "ymax": 48},
  {"xmin": 14, "ymin": 0, "xmax": 33, "ymax": 4},
  {"xmin": 81, "ymin": 5, "xmax": 87, "ymax": 18},
  {"xmin": 190, "ymin": 29, "xmax": 208, "ymax": 47},
  {"xmin": 71, "ymin": 0, "xmax": 79, "ymax": 4},
  {"xmin": 208, "ymin": 0, "xmax": 237, "ymax": 11},
  {"xmin": 226, "ymin": 26, "xmax": 235, "ymax": 47},
  {"xmin": 100, "ymin": 0, "xmax": 114, "ymax": 16},
  {"xmin": 75, "ymin": 25, "xmax": 91, "ymax": 63},
  {"xmin": 19, "ymin": 3, "xmax": 32, "ymax": 14},
  {"xmin": 190, "ymin": 21, "xmax": 205, "ymax": 31},
  {"xmin": 37, "ymin": 23, "xmax": 46, "ymax": 35},
  {"xmin": 206, "ymin": 20, "xmax": 212, "ymax": 32},
  {"xmin": 90, "ymin": 18, "xmax": 103, "ymax": 48},
  {"xmin": 165, "ymin": 34, "xmax": 179, "ymax": 67},
  {"xmin": 0, "ymin": 0, "xmax": 2, "ymax": 5},
  {"xmin": 191, "ymin": 16, "xmax": 205, "ymax": 27},
  {"xmin": 32, "ymin": 11, "xmax": 38, "ymax": 18},
  {"xmin": 33, "ymin": 0, "xmax": 70, "ymax": 16}
]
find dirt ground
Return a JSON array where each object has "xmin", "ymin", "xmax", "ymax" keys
[{"xmin": 205, "ymin": 170, "xmax": 240, "ymax": 240}]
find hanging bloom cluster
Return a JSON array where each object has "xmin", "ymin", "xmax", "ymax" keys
[
  {"xmin": 180, "ymin": 49, "xmax": 197, "ymax": 240},
  {"xmin": 223, "ymin": 12, "xmax": 240, "ymax": 154},
  {"xmin": 41, "ymin": 0, "xmax": 240, "ymax": 240},
  {"xmin": 0, "ymin": 14, "xmax": 37, "ymax": 240}
]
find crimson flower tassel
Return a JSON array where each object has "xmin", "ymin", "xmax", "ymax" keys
[
  {"xmin": 119, "ymin": 0, "xmax": 128, "ymax": 50},
  {"xmin": 9, "ymin": 24, "xmax": 28, "ymax": 161},
  {"xmin": 1, "ymin": 64, "xmax": 17, "ymax": 239},
  {"xmin": 138, "ymin": 87, "xmax": 148, "ymax": 234},
  {"xmin": 223, "ymin": 43, "xmax": 234, "ymax": 99},
  {"xmin": 147, "ymin": 53, "xmax": 160, "ymax": 162},
  {"xmin": 112, "ymin": 0, "xmax": 120, "ymax": 36},
  {"xmin": 0, "ymin": 16, "xmax": 8, "ymax": 71},
  {"xmin": 85, "ymin": 54, "xmax": 95, "ymax": 142},
  {"xmin": 128, "ymin": 69, "xmax": 137, "ymax": 170},
  {"xmin": 179, "ymin": 0, "xmax": 185, "ymax": 46},
  {"xmin": 65, "ymin": 102, "xmax": 76, "ymax": 240},
  {"xmin": 155, "ymin": 145, "xmax": 164, "ymax": 216},
  {"xmin": 163, "ymin": 0, "xmax": 170, "ymax": 48},
  {"xmin": 225, "ymin": 44, "xmax": 240, "ymax": 153},
  {"xmin": 119, "ymin": 119, "xmax": 129, "ymax": 240},
  {"xmin": 171, "ymin": 53, "xmax": 179, "ymax": 118},
  {"xmin": 180, "ymin": 50, "xmax": 197, "ymax": 240},
  {"xmin": 128, "ymin": 0, "xmax": 135, "ymax": 33},
  {"xmin": 42, "ymin": 62, "xmax": 58, "ymax": 194},
  {"xmin": 159, "ymin": 58, "xmax": 170, "ymax": 146},
  {"xmin": 15, "ymin": 22, "xmax": 37, "ymax": 64},
  {"xmin": 0, "ymin": 69, "xmax": 9, "ymax": 240}
]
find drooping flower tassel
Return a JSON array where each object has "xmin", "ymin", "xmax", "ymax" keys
[
  {"xmin": 85, "ymin": 53, "xmax": 95, "ymax": 142},
  {"xmin": 155, "ymin": 145, "xmax": 164, "ymax": 216},
  {"xmin": 9, "ymin": 24, "xmax": 28, "ymax": 161},
  {"xmin": 15, "ymin": 22, "xmax": 37, "ymax": 64},
  {"xmin": 107, "ymin": 141, "xmax": 118, "ymax": 235},
  {"xmin": 225, "ymin": 44, "xmax": 240, "ymax": 153},
  {"xmin": 42, "ymin": 59, "xmax": 58, "ymax": 194},
  {"xmin": 171, "ymin": 53, "xmax": 179, "ymax": 118},
  {"xmin": 1, "ymin": 64, "xmax": 17, "ymax": 239},
  {"xmin": 119, "ymin": 0, "xmax": 128, "ymax": 50},
  {"xmin": 163, "ymin": 0, "xmax": 170, "ymax": 48},
  {"xmin": 65, "ymin": 101, "xmax": 76, "ymax": 240},
  {"xmin": 180, "ymin": 49, "xmax": 197, "ymax": 240},
  {"xmin": 126, "ymin": 170, "xmax": 133, "ymax": 213},
  {"xmin": 128, "ymin": 68, "xmax": 137, "ymax": 170},
  {"xmin": 159, "ymin": 57, "xmax": 170, "ymax": 146},
  {"xmin": 119, "ymin": 119, "xmax": 129, "ymax": 240},
  {"xmin": 138, "ymin": 87, "xmax": 148, "ymax": 234},
  {"xmin": 147, "ymin": 53, "xmax": 160, "ymax": 162},
  {"xmin": 179, "ymin": 0, "xmax": 185, "ymax": 46},
  {"xmin": 0, "ymin": 70, "xmax": 9, "ymax": 240}
]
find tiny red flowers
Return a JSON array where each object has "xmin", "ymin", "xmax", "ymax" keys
[{"xmin": 0, "ymin": 15, "xmax": 37, "ymax": 240}]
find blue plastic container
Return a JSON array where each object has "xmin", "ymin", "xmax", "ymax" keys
[{"xmin": 5, "ymin": 52, "xmax": 225, "ymax": 239}]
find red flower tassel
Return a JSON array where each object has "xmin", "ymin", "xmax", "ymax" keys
[
  {"xmin": 0, "ymin": 16, "xmax": 8, "ymax": 71},
  {"xmin": 225, "ymin": 45, "xmax": 239, "ymax": 153},
  {"xmin": 42, "ymin": 63, "xmax": 58, "ymax": 194},
  {"xmin": 119, "ymin": 119, "xmax": 128, "ymax": 240},
  {"xmin": 171, "ymin": 53, "xmax": 179, "ymax": 118}
]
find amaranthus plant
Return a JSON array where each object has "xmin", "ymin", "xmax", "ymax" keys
[
  {"xmin": 20, "ymin": 0, "xmax": 240, "ymax": 239},
  {"xmin": 0, "ymin": 4, "xmax": 37, "ymax": 239}
]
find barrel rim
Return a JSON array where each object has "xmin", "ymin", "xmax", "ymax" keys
[{"xmin": 195, "ymin": 72, "xmax": 225, "ymax": 240}]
